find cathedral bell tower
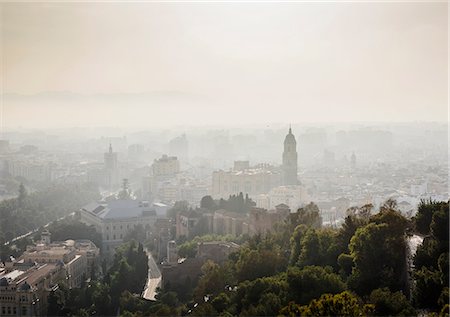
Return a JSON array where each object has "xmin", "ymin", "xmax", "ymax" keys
[{"xmin": 282, "ymin": 126, "xmax": 298, "ymax": 185}]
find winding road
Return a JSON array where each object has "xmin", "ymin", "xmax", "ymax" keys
[{"xmin": 142, "ymin": 248, "xmax": 162, "ymax": 301}]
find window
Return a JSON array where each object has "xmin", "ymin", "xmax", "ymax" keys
[
  {"xmin": 106, "ymin": 235, "xmax": 109, "ymax": 240},
  {"xmin": 113, "ymin": 234, "xmax": 116, "ymax": 240},
  {"xmin": 113, "ymin": 225, "xmax": 116, "ymax": 230},
  {"xmin": 21, "ymin": 306, "xmax": 27, "ymax": 315}
]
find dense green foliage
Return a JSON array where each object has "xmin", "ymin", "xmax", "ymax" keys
[
  {"xmin": 413, "ymin": 201, "xmax": 449, "ymax": 311},
  {"xmin": 44, "ymin": 200, "xmax": 449, "ymax": 317},
  {"xmin": 47, "ymin": 219, "xmax": 102, "ymax": 248},
  {"xmin": 414, "ymin": 200, "xmax": 448, "ymax": 235},
  {"xmin": 169, "ymin": 194, "xmax": 256, "ymax": 223},
  {"xmin": 280, "ymin": 291, "xmax": 374, "ymax": 317},
  {"xmin": 0, "ymin": 183, "xmax": 100, "ymax": 261}
]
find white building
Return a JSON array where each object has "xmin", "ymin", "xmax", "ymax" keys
[{"xmin": 79, "ymin": 199, "xmax": 157, "ymax": 258}]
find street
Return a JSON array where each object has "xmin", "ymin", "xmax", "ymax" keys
[{"xmin": 142, "ymin": 248, "xmax": 162, "ymax": 301}]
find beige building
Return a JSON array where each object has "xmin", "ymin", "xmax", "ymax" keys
[
  {"xmin": 212, "ymin": 163, "xmax": 281, "ymax": 199},
  {"xmin": 176, "ymin": 210, "xmax": 202, "ymax": 239},
  {"xmin": 212, "ymin": 210, "xmax": 247, "ymax": 236},
  {"xmin": 248, "ymin": 205, "xmax": 290, "ymax": 235},
  {"xmin": 152, "ymin": 155, "xmax": 180, "ymax": 178},
  {"xmin": 21, "ymin": 235, "xmax": 99, "ymax": 289},
  {"xmin": 0, "ymin": 262, "xmax": 64, "ymax": 316},
  {"xmin": 197, "ymin": 241, "xmax": 240, "ymax": 264},
  {"xmin": 256, "ymin": 185, "xmax": 309, "ymax": 211}
]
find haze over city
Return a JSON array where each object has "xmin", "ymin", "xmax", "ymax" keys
[
  {"xmin": 2, "ymin": 1, "xmax": 447, "ymax": 129},
  {"xmin": 0, "ymin": 2, "xmax": 448, "ymax": 317}
]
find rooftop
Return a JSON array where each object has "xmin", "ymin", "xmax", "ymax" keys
[
  {"xmin": 82, "ymin": 199, "xmax": 156, "ymax": 219},
  {"xmin": 0, "ymin": 263, "xmax": 58, "ymax": 290}
]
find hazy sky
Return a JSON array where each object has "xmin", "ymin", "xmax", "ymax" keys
[{"xmin": 1, "ymin": 1, "xmax": 448, "ymax": 128}]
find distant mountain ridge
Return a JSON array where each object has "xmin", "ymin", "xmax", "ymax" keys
[{"xmin": 3, "ymin": 90, "xmax": 208, "ymax": 103}]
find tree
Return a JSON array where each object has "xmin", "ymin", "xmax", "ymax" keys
[
  {"xmin": 178, "ymin": 241, "xmax": 198, "ymax": 258},
  {"xmin": 167, "ymin": 200, "xmax": 189, "ymax": 219},
  {"xmin": 337, "ymin": 253, "xmax": 353, "ymax": 277},
  {"xmin": 336, "ymin": 212, "xmax": 369, "ymax": 254},
  {"xmin": 220, "ymin": 192, "xmax": 256, "ymax": 213},
  {"xmin": 290, "ymin": 224, "xmax": 308, "ymax": 265},
  {"xmin": 413, "ymin": 201, "xmax": 449, "ymax": 311},
  {"xmin": 1, "ymin": 182, "xmax": 100, "ymax": 248},
  {"xmin": 349, "ymin": 222, "xmax": 406, "ymax": 295},
  {"xmin": 289, "ymin": 203, "xmax": 322, "ymax": 230},
  {"xmin": 283, "ymin": 291, "xmax": 373, "ymax": 317},
  {"xmin": 200, "ymin": 196, "xmax": 216, "ymax": 211},
  {"xmin": 194, "ymin": 260, "xmax": 233, "ymax": 301},
  {"xmin": 234, "ymin": 275, "xmax": 288, "ymax": 316},
  {"xmin": 369, "ymin": 288, "xmax": 416, "ymax": 316},
  {"xmin": 413, "ymin": 267, "xmax": 443, "ymax": 310},
  {"xmin": 415, "ymin": 200, "xmax": 447, "ymax": 235},
  {"xmin": 286, "ymin": 266, "xmax": 346, "ymax": 305},
  {"xmin": 48, "ymin": 220, "xmax": 102, "ymax": 248},
  {"xmin": 47, "ymin": 290, "xmax": 64, "ymax": 316},
  {"xmin": 430, "ymin": 203, "xmax": 449, "ymax": 250},
  {"xmin": 211, "ymin": 292, "xmax": 230, "ymax": 313},
  {"xmin": 349, "ymin": 208, "xmax": 409, "ymax": 296},
  {"xmin": 235, "ymin": 242, "xmax": 286, "ymax": 282},
  {"xmin": 297, "ymin": 229, "xmax": 320, "ymax": 267}
]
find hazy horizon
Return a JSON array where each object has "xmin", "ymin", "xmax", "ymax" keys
[{"xmin": 1, "ymin": 1, "xmax": 448, "ymax": 128}]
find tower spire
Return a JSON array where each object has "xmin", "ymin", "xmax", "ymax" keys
[{"xmin": 282, "ymin": 124, "xmax": 298, "ymax": 185}]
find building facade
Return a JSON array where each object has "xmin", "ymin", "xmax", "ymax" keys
[
  {"xmin": 211, "ymin": 164, "xmax": 281, "ymax": 199},
  {"xmin": 20, "ymin": 234, "xmax": 99, "ymax": 289},
  {"xmin": 152, "ymin": 155, "xmax": 180, "ymax": 178},
  {"xmin": 79, "ymin": 199, "xmax": 157, "ymax": 258},
  {"xmin": 0, "ymin": 263, "xmax": 63, "ymax": 317}
]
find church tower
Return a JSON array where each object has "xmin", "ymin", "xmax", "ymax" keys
[
  {"xmin": 282, "ymin": 126, "xmax": 298, "ymax": 185},
  {"xmin": 104, "ymin": 143, "xmax": 118, "ymax": 189}
]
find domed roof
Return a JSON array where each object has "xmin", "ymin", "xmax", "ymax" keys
[
  {"xmin": 284, "ymin": 127, "xmax": 296, "ymax": 144},
  {"xmin": 19, "ymin": 281, "xmax": 31, "ymax": 291},
  {"xmin": 0, "ymin": 277, "xmax": 9, "ymax": 286}
]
